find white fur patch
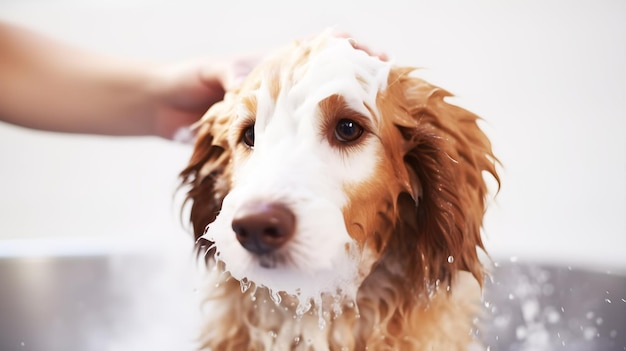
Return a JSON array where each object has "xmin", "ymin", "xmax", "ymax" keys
[{"xmin": 202, "ymin": 34, "xmax": 392, "ymax": 310}]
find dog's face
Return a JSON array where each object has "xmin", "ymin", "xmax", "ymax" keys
[{"xmin": 181, "ymin": 33, "xmax": 498, "ymax": 307}]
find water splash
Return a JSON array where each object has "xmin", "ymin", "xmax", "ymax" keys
[
  {"xmin": 314, "ymin": 296, "xmax": 327, "ymax": 330},
  {"xmin": 331, "ymin": 295, "xmax": 344, "ymax": 319},
  {"xmin": 318, "ymin": 308, "xmax": 327, "ymax": 330},
  {"xmin": 269, "ymin": 289, "xmax": 282, "ymax": 305},
  {"xmin": 345, "ymin": 300, "xmax": 359, "ymax": 315},
  {"xmin": 249, "ymin": 285, "xmax": 258, "ymax": 301},
  {"xmin": 296, "ymin": 299, "xmax": 312, "ymax": 316},
  {"xmin": 240, "ymin": 278, "xmax": 252, "ymax": 293}
]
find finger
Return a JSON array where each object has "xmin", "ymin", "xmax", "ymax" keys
[
  {"xmin": 334, "ymin": 32, "xmax": 388, "ymax": 61},
  {"xmin": 227, "ymin": 55, "xmax": 260, "ymax": 90}
]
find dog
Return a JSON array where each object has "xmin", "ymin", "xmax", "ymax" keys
[{"xmin": 180, "ymin": 31, "xmax": 499, "ymax": 350}]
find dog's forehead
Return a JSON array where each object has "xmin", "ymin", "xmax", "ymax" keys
[
  {"xmin": 241, "ymin": 34, "xmax": 391, "ymax": 122},
  {"xmin": 283, "ymin": 35, "xmax": 390, "ymax": 104}
]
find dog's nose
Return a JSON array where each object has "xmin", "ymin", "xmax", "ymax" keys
[{"xmin": 232, "ymin": 202, "xmax": 295, "ymax": 255}]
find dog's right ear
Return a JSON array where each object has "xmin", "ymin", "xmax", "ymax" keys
[{"xmin": 180, "ymin": 102, "xmax": 233, "ymax": 247}]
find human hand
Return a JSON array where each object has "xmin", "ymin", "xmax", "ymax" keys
[
  {"xmin": 334, "ymin": 31, "xmax": 389, "ymax": 61},
  {"xmin": 151, "ymin": 54, "xmax": 260, "ymax": 141}
]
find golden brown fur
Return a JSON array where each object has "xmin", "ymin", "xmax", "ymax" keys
[{"xmin": 180, "ymin": 35, "xmax": 499, "ymax": 350}]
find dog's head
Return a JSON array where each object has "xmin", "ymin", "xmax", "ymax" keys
[{"xmin": 180, "ymin": 32, "xmax": 499, "ymax": 306}]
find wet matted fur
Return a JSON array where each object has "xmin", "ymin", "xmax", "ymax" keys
[{"xmin": 180, "ymin": 32, "xmax": 499, "ymax": 351}]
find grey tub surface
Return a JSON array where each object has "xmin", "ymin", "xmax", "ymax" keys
[{"xmin": 1, "ymin": 254, "xmax": 624, "ymax": 351}]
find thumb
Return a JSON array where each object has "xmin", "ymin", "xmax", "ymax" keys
[{"xmin": 211, "ymin": 54, "xmax": 264, "ymax": 92}]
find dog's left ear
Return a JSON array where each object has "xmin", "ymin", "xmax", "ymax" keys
[
  {"xmin": 387, "ymin": 67, "xmax": 500, "ymax": 287},
  {"xmin": 180, "ymin": 102, "xmax": 233, "ymax": 249}
]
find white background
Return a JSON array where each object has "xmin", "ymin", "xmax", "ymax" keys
[{"xmin": 1, "ymin": 0, "xmax": 625, "ymax": 270}]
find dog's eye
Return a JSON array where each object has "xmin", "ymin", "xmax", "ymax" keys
[
  {"xmin": 242, "ymin": 125, "xmax": 255, "ymax": 147},
  {"xmin": 334, "ymin": 119, "xmax": 364, "ymax": 143}
]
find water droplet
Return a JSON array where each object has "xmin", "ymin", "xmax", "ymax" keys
[
  {"xmin": 447, "ymin": 255, "xmax": 454, "ymax": 263},
  {"xmin": 509, "ymin": 256, "xmax": 518, "ymax": 263},
  {"xmin": 583, "ymin": 327, "xmax": 597, "ymax": 340},
  {"xmin": 596, "ymin": 317, "xmax": 604, "ymax": 325},
  {"xmin": 521, "ymin": 299, "xmax": 539, "ymax": 322},
  {"xmin": 493, "ymin": 315, "xmax": 511, "ymax": 328},
  {"xmin": 332, "ymin": 295, "xmax": 343, "ymax": 319},
  {"xmin": 545, "ymin": 308, "xmax": 561, "ymax": 324},
  {"xmin": 240, "ymin": 278, "xmax": 251, "ymax": 293},
  {"xmin": 293, "ymin": 336, "xmax": 301, "ymax": 345},
  {"xmin": 332, "ymin": 296, "xmax": 343, "ymax": 317},
  {"xmin": 318, "ymin": 310, "xmax": 327, "ymax": 330},
  {"xmin": 586, "ymin": 311, "xmax": 595, "ymax": 319},
  {"xmin": 268, "ymin": 330, "xmax": 277, "ymax": 339},
  {"xmin": 270, "ymin": 289, "xmax": 282, "ymax": 305},
  {"xmin": 508, "ymin": 293, "xmax": 515, "ymax": 300},
  {"xmin": 20, "ymin": 342, "xmax": 25, "ymax": 347},
  {"xmin": 296, "ymin": 300, "xmax": 312, "ymax": 316},
  {"xmin": 352, "ymin": 300, "xmax": 361, "ymax": 318},
  {"xmin": 605, "ymin": 298, "xmax": 612, "ymax": 304}
]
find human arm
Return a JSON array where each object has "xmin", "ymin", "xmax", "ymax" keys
[{"xmin": 0, "ymin": 21, "xmax": 245, "ymax": 139}]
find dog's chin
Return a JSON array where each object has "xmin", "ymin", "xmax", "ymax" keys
[
  {"xmin": 213, "ymin": 242, "xmax": 364, "ymax": 314},
  {"xmin": 256, "ymin": 252, "xmax": 287, "ymax": 269}
]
